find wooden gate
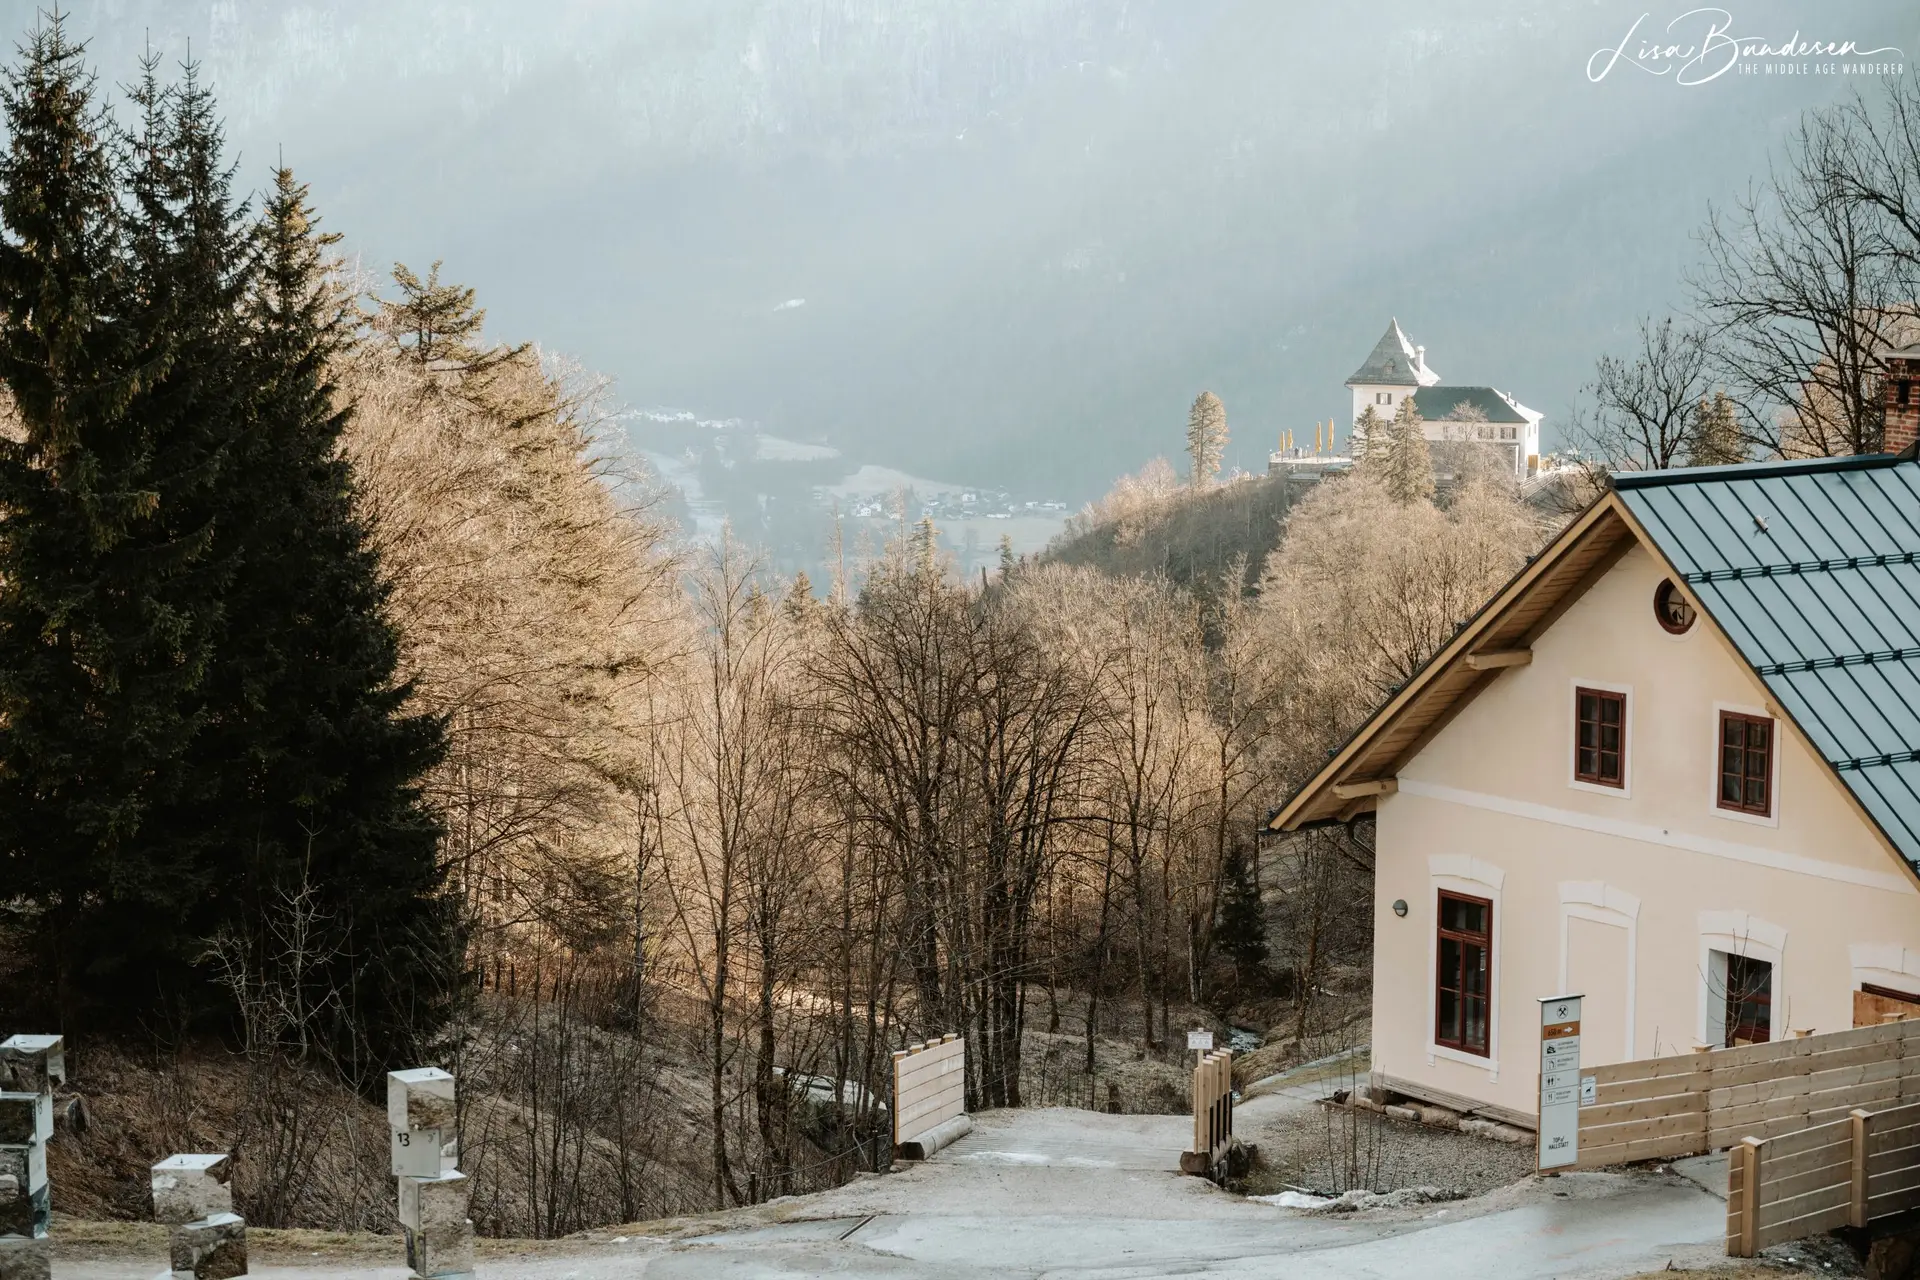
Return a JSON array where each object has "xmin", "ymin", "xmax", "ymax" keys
[{"xmin": 1180, "ymin": 1049, "xmax": 1234, "ymax": 1179}]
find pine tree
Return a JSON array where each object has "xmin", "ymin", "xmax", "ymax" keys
[
  {"xmin": 384, "ymin": 259, "xmax": 526, "ymax": 376},
  {"xmin": 0, "ymin": 19, "xmax": 232, "ymax": 1013},
  {"xmin": 784, "ymin": 569, "xmax": 815, "ymax": 622},
  {"xmin": 914, "ymin": 513, "xmax": 938, "ymax": 576},
  {"xmin": 1351, "ymin": 404, "xmax": 1383, "ymax": 467},
  {"xmin": 1186, "ymin": 391, "xmax": 1228, "ymax": 486},
  {"xmin": 1383, "ymin": 396, "xmax": 1435, "ymax": 505},
  {"xmin": 116, "ymin": 53, "xmax": 261, "ymax": 960},
  {"xmin": 997, "ymin": 534, "xmax": 1016, "ymax": 581},
  {"xmin": 1215, "ymin": 843, "xmax": 1268, "ymax": 982},
  {"xmin": 1688, "ymin": 390, "xmax": 1745, "ymax": 467},
  {"xmin": 203, "ymin": 166, "xmax": 451, "ymax": 1069}
]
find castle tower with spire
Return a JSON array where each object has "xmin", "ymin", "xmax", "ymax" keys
[{"xmin": 1343, "ymin": 318, "xmax": 1542, "ymax": 477}]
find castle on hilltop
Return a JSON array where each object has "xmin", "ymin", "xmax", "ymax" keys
[{"xmin": 1345, "ymin": 319, "xmax": 1542, "ymax": 478}]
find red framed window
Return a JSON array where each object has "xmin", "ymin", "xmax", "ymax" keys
[
  {"xmin": 1575, "ymin": 688, "xmax": 1626, "ymax": 787},
  {"xmin": 1718, "ymin": 712, "xmax": 1774, "ymax": 816},
  {"xmin": 1435, "ymin": 891, "xmax": 1491, "ymax": 1056},
  {"xmin": 1724, "ymin": 954, "xmax": 1772, "ymax": 1046}
]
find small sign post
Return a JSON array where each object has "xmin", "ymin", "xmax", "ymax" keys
[
  {"xmin": 1538, "ymin": 994, "xmax": 1583, "ymax": 1171},
  {"xmin": 1187, "ymin": 1028, "xmax": 1214, "ymax": 1067}
]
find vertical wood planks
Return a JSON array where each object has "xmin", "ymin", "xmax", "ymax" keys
[
  {"xmin": 1851, "ymin": 1109, "xmax": 1871, "ymax": 1229},
  {"xmin": 1739, "ymin": 1137, "xmax": 1763, "ymax": 1258},
  {"xmin": 1186, "ymin": 1050, "xmax": 1234, "ymax": 1179}
]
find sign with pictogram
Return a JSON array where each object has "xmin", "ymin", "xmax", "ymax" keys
[{"xmin": 1538, "ymin": 994, "xmax": 1583, "ymax": 1170}]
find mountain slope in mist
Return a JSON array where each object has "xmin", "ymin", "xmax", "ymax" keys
[{"xmin": 32, "ymin": 0, "xmax": 1919, "ymax": 497}]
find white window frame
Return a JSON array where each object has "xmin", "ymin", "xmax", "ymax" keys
[
  {"xmin": 1698, "ymin": 910, "xmax": 1786, "ymax": 1047},
  {"xmin": 1709, "ymin": 701, "xmax": 1781, "ymax": 828},
  {"xmin": 1558, "ymin": 881, "xmax": 1639, "ymax": 1061},
  {"xmin": 1569, "ymin": 678, "xmax": 1633, "ymax": 798},
  {"xmin": 1426, "ymin": 855, "xmax": 1504, "ymax": 1079}
]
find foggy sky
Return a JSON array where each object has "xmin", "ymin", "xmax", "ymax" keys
[{"xmin": 16, "ymin": 0, "xmax": 1920, "ymax": 497}]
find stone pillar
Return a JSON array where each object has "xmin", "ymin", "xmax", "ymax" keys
[
  {"xmin": 389, "ymin": 1069, "xmax": 471, "ymax": 1280},
  {"xmin": 150, "ymin": 1154, "xmax": 245, "ymax": 1278},
  {"xmin": 0, "ymin": 1036, "xmax": 60, "ymax": 1280}
]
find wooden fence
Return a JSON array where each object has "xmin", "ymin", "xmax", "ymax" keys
[
  {"xmin": 1180, "ymin": 1049, "xmax": 1234, "ymax": 1179},
  {"xmin": 1726, "ymin": 1100, "xmax": 1920, "ymax": 1256},
  {"xmin": 892, "ymin": 1034, "xmax": 966, "ymax": 1158},
  {"xmin": 1576, "ymin": 1019, "xmax": 1920, "ymax": 1170}
]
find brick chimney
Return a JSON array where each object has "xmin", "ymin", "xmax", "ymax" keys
[{"xmin": 1887, "ymin": 348, "xmax": 1920, "ymax": 454}]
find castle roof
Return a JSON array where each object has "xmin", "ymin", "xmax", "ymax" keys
[
  {"xmin": 1410, "ymin": 385, "xmax": 1537, "ymax": 426},
  {"xmin": 1345, "ymin": 318, "xmax": 1440, "ymax": 388}
]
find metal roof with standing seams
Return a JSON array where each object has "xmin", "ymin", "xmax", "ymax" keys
[{"xmin": 1614, "ymin": 452, "xmax": 1920, "ymax": 865}]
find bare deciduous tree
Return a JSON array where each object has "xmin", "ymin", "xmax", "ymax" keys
[
  {"xmin": 1571, "ymin": 316, "xmax": 1712, "ymax": 472},
  {"xmin": 1690, "ymin": 111, "xmax": 1907, "ymax": 457}
]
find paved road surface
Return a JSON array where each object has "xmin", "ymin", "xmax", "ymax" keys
[{"xmin": 56, "ymin": 1102, "xmax": 1727, "ymax": 1279}]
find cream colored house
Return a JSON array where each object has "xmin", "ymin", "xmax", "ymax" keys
[{"xmin": 1269, "ymin": 448, "xmax": 1920, "ymax": 1127}]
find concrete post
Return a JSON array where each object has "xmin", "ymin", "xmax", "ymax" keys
[
  {"xmin": 150, "ymin": 1154, "xmax": 245, "ymax": 1278},
  {"xmin": 0, "ymin": 1035, "xmax": 61, "ymax": 1280},
  {"xmin": 162, "ymin": 1213, "xmax": 247, "ymax": 1280},
  {"xmin": 0, "ymin": 1232, "xmax": 51, "ymax": 1280},
  {"xmin": 389, "ymin": 1069, "xmax": 471, "ymax": 1280}
]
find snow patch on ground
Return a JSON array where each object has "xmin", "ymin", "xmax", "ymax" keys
[{"xmin": 1252, "ymin": 1190, "xmax": 1333, "ymax": 1209}]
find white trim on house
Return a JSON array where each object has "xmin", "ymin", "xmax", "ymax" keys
[
  {"xmin": 1698, "ymin": 911, "xmax": 1787, "ymax": 1046},
  {"xmin": 1709, "ymin": 701, "xmax": 1782, "ymax": 830},
  {"xmin": 1849, "ymin": 943, "xmax": 1920, "ymax": 996},
  {"xmin": 1430, "ymin": 854, "xmax": 1506, "ymax": 890},
  {"xmin": 1427, "ymin": 855, "xmax": 1504, "ymax": 1081},
  {"xmin": 1395, "ymin": 777, "xmax": 1912, "ymax": 894},
  {"xmin": 1558, "ymin": 881, "xmax": 1639, "ymax": 1061},
  {"xmin": 1568, "ymin": 678, "xmax": 1633, "ymax": 799}
]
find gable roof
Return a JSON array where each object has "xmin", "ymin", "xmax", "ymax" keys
[
  {"xmin": 1616, "ymin": 454, "xmax": 1920, "ymax": 857},
  {"xmin": 1268, "ymin": 493, "xmax": 1636, "ymax": 828},
  {"xmin": 1346, "ymin": 319, "xmax": 1440, "ymax": 388},
  {"xmin": 1410, "ymin": 385, "xmax": 1534, "ymax": 426},
  {"xmin": 1270, "ymin": 451, "xmax": 1920, "ymax": 873}
]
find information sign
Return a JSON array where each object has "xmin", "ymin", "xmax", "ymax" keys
[{"xmin": 1538, "ymin": 994, "xmax": 1583, "ymax": 1171}]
